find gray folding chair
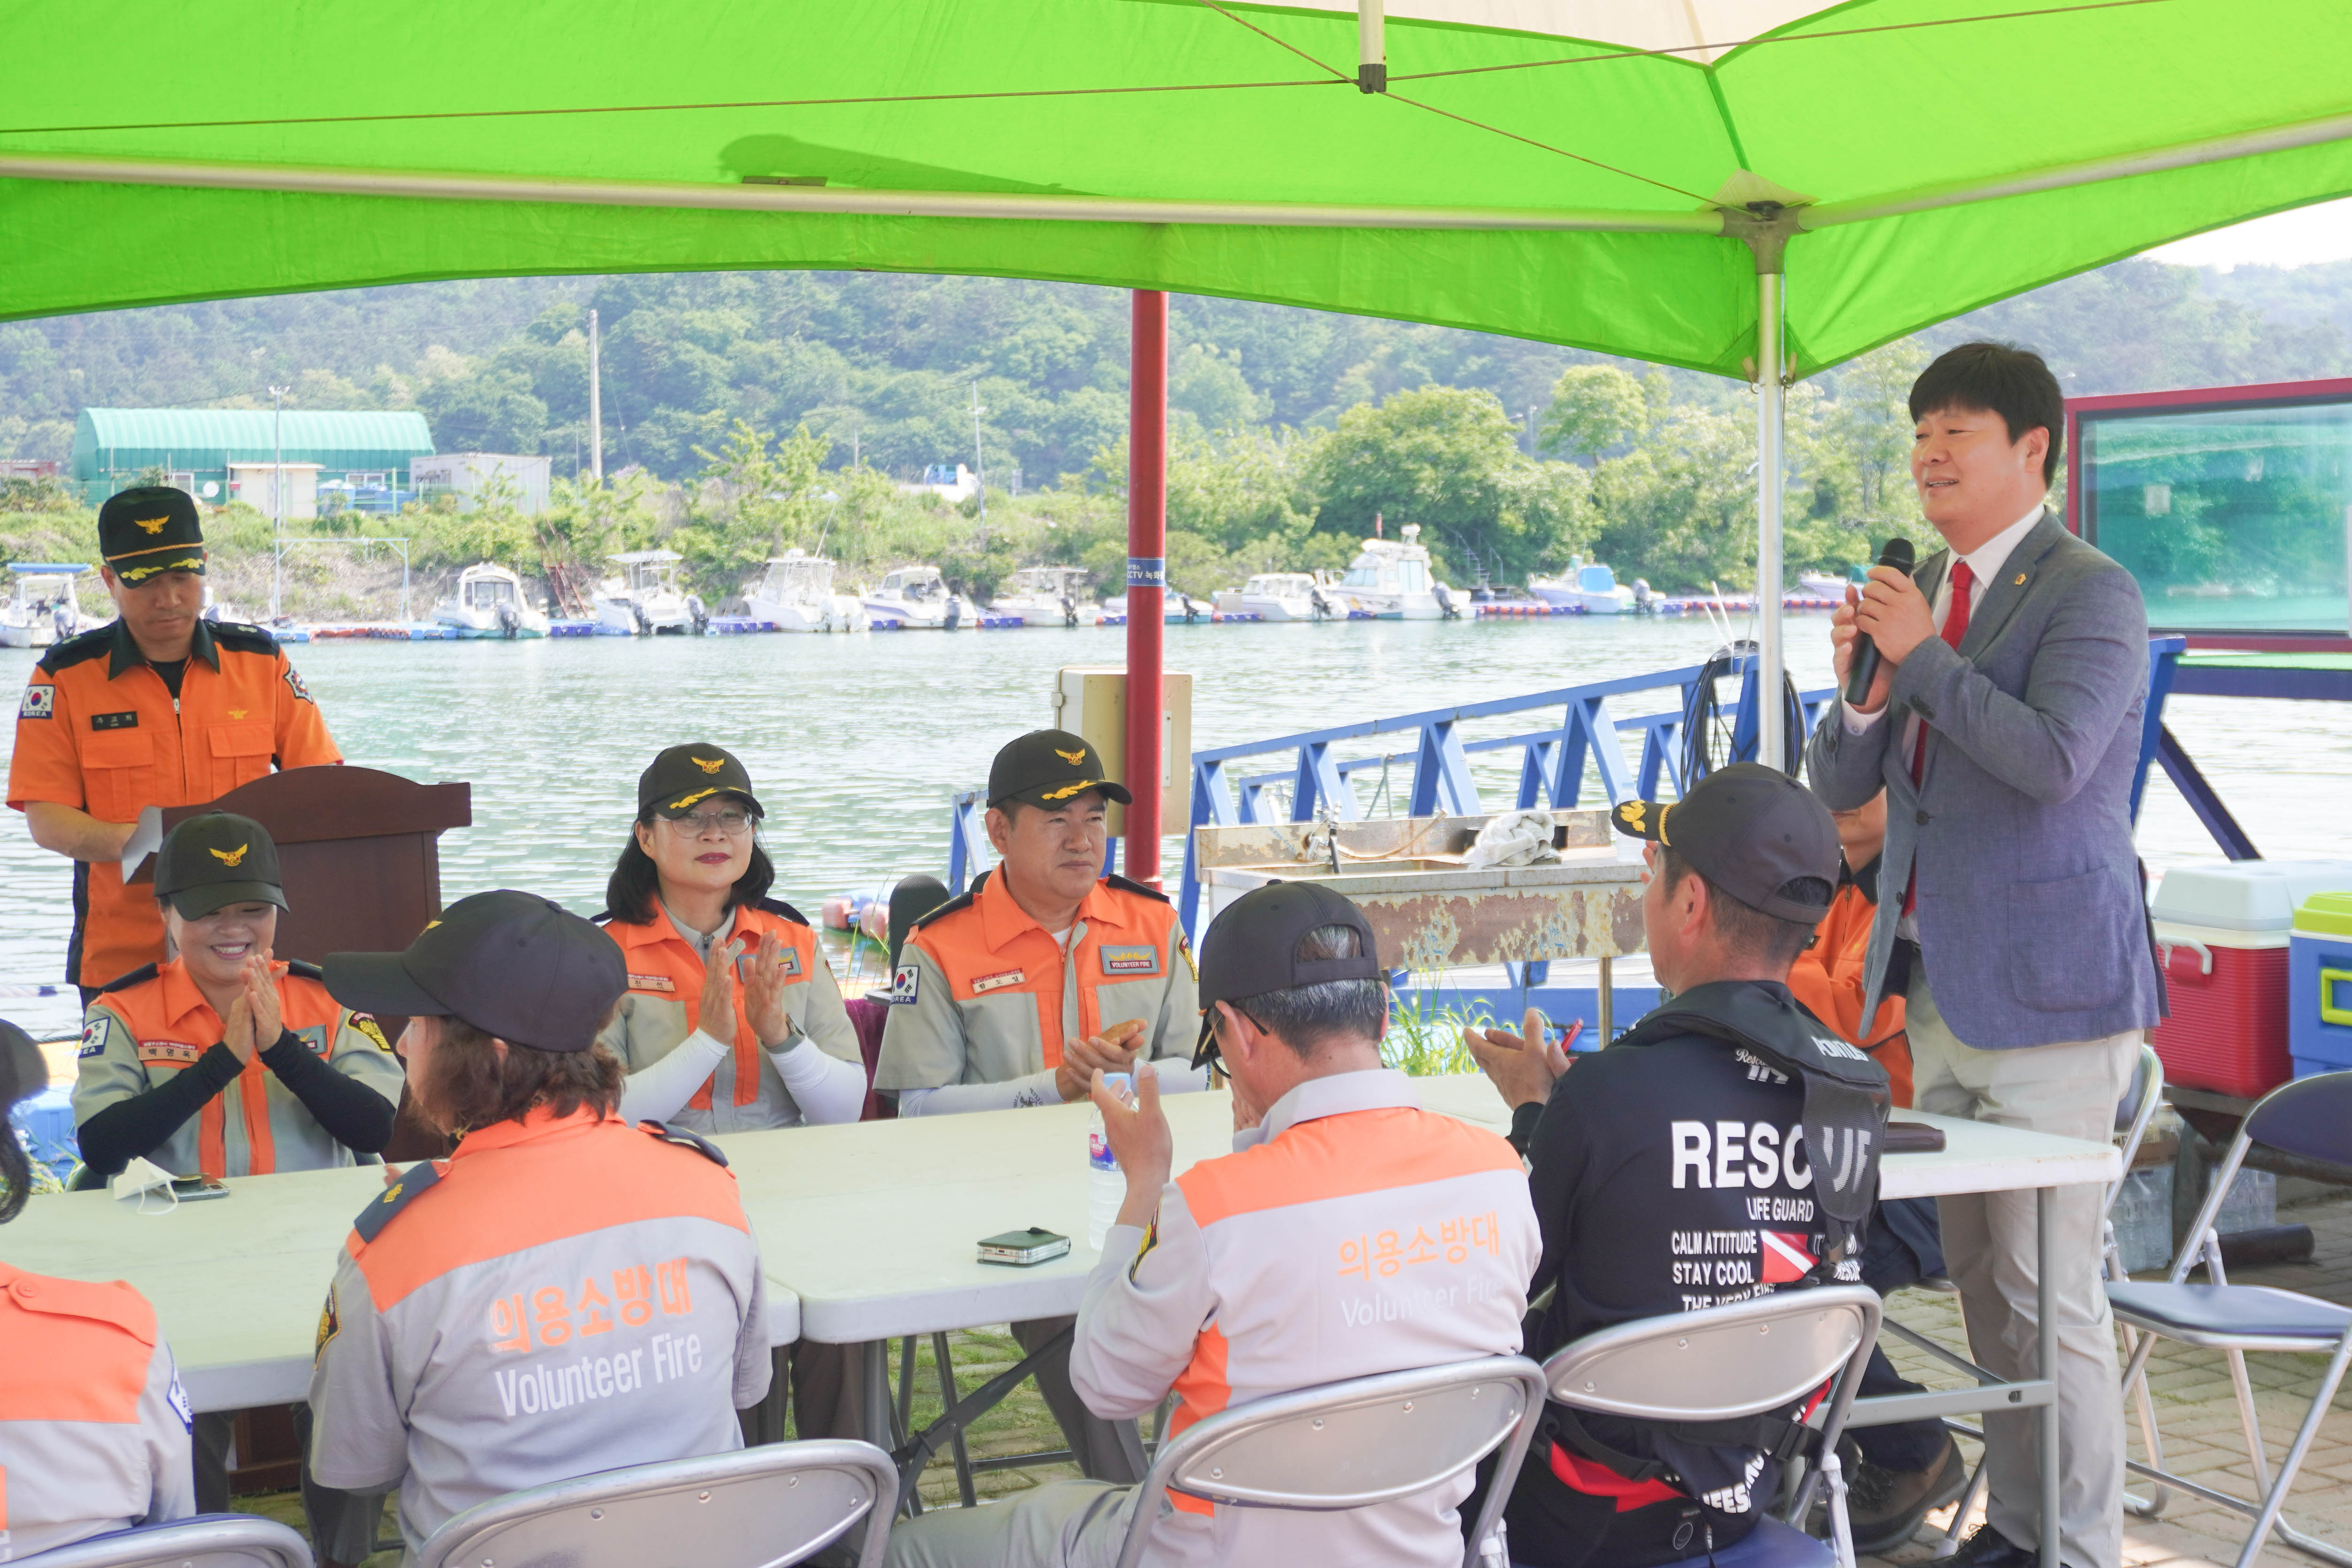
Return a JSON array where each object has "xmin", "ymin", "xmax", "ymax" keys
[
  {"xmin": 2110, "ymin": 1069, "xmax": 2352, "ymax": 1568},
  {"xmin": 410, "ymin": 1440, "xmax": 899, "ymax": 1568},
  {"xmin": 1541, "ymin": 1285, "xmax": 1883, "ymax": 1568},
  {"xmin": 13, "ymin": 1514, "xmax": 312, "ymax": 1568},
  {"xmin": 1108, "ymin": 1354, "xmax": 1545, "ymax": 1568}
]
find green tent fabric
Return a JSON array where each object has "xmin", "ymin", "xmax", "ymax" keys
[{"xmin": 5, "ymin": 0, "xmax": 2352, "ymax": 379}]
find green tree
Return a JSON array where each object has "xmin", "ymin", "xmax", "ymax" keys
[
  {"xmin": 1538, "ymin": 364, "xmax": 1648, "ymax": 462},
  {"xmin": 1305, "ymin": 385, "xmax": 1591, "ymax": 581},
  {"xmin": 674, "ymin": 421, "xmax": 832, "ymax": 590}
]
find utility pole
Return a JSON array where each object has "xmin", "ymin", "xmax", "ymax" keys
[
  {"xmin": 269, "ymin": 384, "xmax": 289, "ymax": 623},
  {"xmin": 589, "ymin": 308, "xmax": 604, "ymax": 486},
  {"xmin": 969, "ymin": 380, "xmax": 987, "ymax": 521}
]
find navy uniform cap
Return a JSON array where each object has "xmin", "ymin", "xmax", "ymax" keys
[
  {"xmin": 988, "ymin": 729, "xmax": 1133, "ymax": 810},
  {"xmin": 1608, "ymin": 762, "xmax": 1840, "ymax": 923},
  {"xmin": 99, "ymin": 486, "xmax": 207, "ymax": 584},
  {"xmin": 323, "ymin": 890, "xmax": 626, "ymax": 1053}
]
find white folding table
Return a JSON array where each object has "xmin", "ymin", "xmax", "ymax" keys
[{"xmin": 0, "ymin": 1161, "xmax": 802, "ymax": 1413}]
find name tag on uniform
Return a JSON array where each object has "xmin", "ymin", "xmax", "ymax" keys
[
  {"xmin": 91, "ymin": 710, "xmax": 139, "ymax": 731},
  {"xmin": 777, "ymin": 946, "xmax": 803, "ymax": 978},
  {"xmin": 971, "ymin": 969, "xmax": 1026, "ymax": 995},
  {"xmin": 137, "ymin": 1040, "xmax": 204, "ymax": 1068},
  {"xmin": 296, "ymin": 1025, "xmax": 329, "ymax": 1056},
  {"xmin": 1099, "ymin": 945, "xmax": 1160, "ymax": 976},
  {"xmin": 628, "ymin": 973, "xmax": 676, "ymax": 993}
]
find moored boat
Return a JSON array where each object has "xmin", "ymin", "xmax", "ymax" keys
[
  {"xmin": 991, "ymin": 566, "xmax": 1101, "ymax": 627},
  {"xmin": 746, "ymin": 549, "xmax": 868, "ymax": 632},
  {"xmin": 434, "ymin": 561, "xmax": 550, "ymax": 638},
  {"xmin": 1528, "ymin": 561, "xmax": 1638, "ymax": 615},
  {"xmin": 1335, "ymin": 525, "xmax": 1457, "ymax": 620},
  {"xmin": 0, "ymin": 564, "xmax": 93, "ymax": 648},
  {"xmin": 1213, "ymin": 572, "xmax": 1333, "ymax": 622},
  {"xmin": 594, "ymin": 550, "xmax": 704, "ymax": 635},
  {"xmin": 861, "ymin": 565, "xmax": 968, "ymax": 629}
]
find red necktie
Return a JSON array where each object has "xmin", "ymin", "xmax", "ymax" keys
[{"xmin": 1903, "ymin": 561, "xmax": 1973, "ymax": 916}]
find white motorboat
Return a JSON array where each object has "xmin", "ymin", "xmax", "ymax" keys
[
  {"xmin": 1212, "ymin": 572, "xmax": 1332, "ymax": 622},
  {"xmin": 594, "ymin": 550, "xmax": 704, "ymax": 636},
  {"xmin": 0, "ymin": 564, "xmax": 93, "ymax": 648},
  {"xmin": 1797, "ymin": 568, "xmax": 1865, "ymax": 600},
  {"xmin": 746, "ymin": 550, "xmax": 868, "ymax": 632},
  {"xmin": 434, "ymin": 561, "xmax": 549, "ymax": 638},
  {"xmin": 991, "ymin": 566, "xmax": 1101, "ymax": 627},
  {"xmin": 1528, "ymin": 561, "xmax": 1637, "ymax": 615},
  {"xmin": 1335, "ymin": 525, "xmax": 1458, "ymax": 620},
  {"xmin": 1103, "ymin": 589, "xmax": 1212, "ymax": 623},
  {"xmin": 860, "ymin": 565, "xmax": 968, "ymax": 629}
]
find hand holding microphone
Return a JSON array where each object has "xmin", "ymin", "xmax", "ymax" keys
[{"xmin": 1840, "ymin": 537, "xmax": 1917, "ymax": 709}]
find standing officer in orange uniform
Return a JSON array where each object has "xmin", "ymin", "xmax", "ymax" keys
[
  {"xmin": 876, "ymin": 728, "xmax": 1206, "ymax": 1484},
  {"xmin": 0, "ymin": 1018, "xmax": 197, "ymax": 1557},
  {"xmin": 8, "ymin": 486, "xmax": 341, "ymax": 998}
]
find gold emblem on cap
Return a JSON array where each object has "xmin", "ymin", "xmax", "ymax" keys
[
  {"xmin": 1040, "ymin": 779, "xmax": 1099, "ymax": 802},
  {"xmin": 668, "ymin": 787, "xmax": 719, "ymax": 811},
  {"xmin": 691, "ymin": 756, "xmax": 726, "ymax": 774},
  {"xmin": 1618, "ymin": 801, "xmax": 1645, "ymax": 833},
  {"xmin": 210, "ymin": 844, "xmax": 250, "ymax": 867},
  {"xmin": 134, "ymin": 515, "xmax": 170, "ymax": 534},
  {"xmin": 1055, "ymin": 746, "xmax": 1086, "ymax": 765}
]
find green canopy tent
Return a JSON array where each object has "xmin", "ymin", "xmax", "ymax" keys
[{"xmin": 8, "ymin": 0, "xmax": 2352, "ymax": 767}]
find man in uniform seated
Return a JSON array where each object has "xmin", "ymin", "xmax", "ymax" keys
[
  {"xmin": 1468, "ymin": 764, "xmax": 1888, "ymax": 1565},
  {"xmin": 876, "ymin": 727, "xmax": 1207, "ymax": 1482},
  {"xmin": 885, "ymin": 881, "xmax": 1539, "ymax": 1568}
]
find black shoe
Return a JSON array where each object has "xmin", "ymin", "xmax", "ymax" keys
[
  {"xmin": 1846, "ymin": 1435, "xmax": 1972, "ymax": 1555},
  {"xmin": 1949, "ymin": 1523, "xmax": 2037, "ymax": 1567}
]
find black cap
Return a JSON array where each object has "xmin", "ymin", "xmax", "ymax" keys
[
  {"xmin": 886, "ymin": 875, "xmax": 950, "ymax": 971},
  {"xmin": 1609, "ymin": 763, "xmax": 1840, "ymax": 923},
  {"xmin": 0, "ymin": 1017, "xmax": 41, "ymax": 1114},
  {"xmin": 323, "ymin": 890, "xmax": 626, "ymax": 1053},
  {"xmin": 639, "ymin": 743, "xmax": 763, "ymax": 819},
  {"xmin": 99, "ymin": 486, "xmax": 207, "ymax": 584},
  {"xmin": 155, "ymin": 813, "xmax": 288, "ymax": 919},
  {"xmin": 1191, "ymin": 881, "xmax": 1384, "ymax": 1069},
  {"xmin": 987, "ymin": 729, "xmax": 1133, "ymax": 810}
]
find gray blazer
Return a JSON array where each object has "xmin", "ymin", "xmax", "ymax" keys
[{"xmin": 1805, "ymin": 510, "xmax": 2164, "ymax": 1050}]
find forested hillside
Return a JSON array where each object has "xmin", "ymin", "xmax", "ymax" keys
[{"xmin": 3, "ymin": 255, "xmax": 2347, "ymax": 598}]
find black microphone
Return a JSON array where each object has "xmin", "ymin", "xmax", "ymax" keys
[{"xmin": 1843, "ymin": 537, "xmax": 1916, "ymax": 706}]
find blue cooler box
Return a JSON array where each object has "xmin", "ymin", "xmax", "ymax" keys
[{"xmin": 2291, "ymin": 892, "xmax": 2352, "ymax": 1078}]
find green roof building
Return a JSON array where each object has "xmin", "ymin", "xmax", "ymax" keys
[{"xmin": 70, "ymin": 408, "xmax": 436, "ymax": 508}]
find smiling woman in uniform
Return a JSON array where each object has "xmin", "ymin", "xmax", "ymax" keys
[
  {"xmin": 73, "ymin": 811, "xmax": 401, "ymax": 1183},
  {"xmin": 595, "ymin": 743, "xmax": 865, "ymax": 1132}
]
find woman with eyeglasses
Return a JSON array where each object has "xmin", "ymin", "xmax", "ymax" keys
[{"xmin": 598, "ymin": 744, "xmax": 865, "ymax": 1132}]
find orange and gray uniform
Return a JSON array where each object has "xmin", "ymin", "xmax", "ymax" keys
[
  {"xmin": 307, "ymin": 1108, "xmax": 772, "ymax": 1558},
  {"xmin": 875, "ymin": 870, "xmax": 1199, "ymax": 1113},
  {"xmin": 597, "ymin": 899, "xmax": 866, "ymax": 1133},
  {"xmin": 7, "ymin": 618, "xmax": 340, "ymax": 988},
  {"xmin": 74, "ymin": 959, "xmax": 403, "ymax": 1179},
  {"xmin": 897, "ymin": 1069, "xmax": 1539, "ymax": 1568},
  {"xmin": 0, "ymin": 1262, "xmax": 195, "ymax": 1559}
]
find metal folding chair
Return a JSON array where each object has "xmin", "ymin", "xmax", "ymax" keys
[
  {"xmin": 1541, "ymin": 1285, "xmax": 1883, "ymax": 1568},
  {"xmin": 1107, "ymin": 1354, "xmax": 1545, "ymax": 1568},
  {"xmin": 410, "ymin": 1439, "xmax": 899, "ymax": 1568},
  {"xmin": 11, "ymin": 1514, "xmax": 313, "ymax": 1568},
  {"xmin": 2109, "ymin": 1069, "xmax": 2352, "ymax": 1568}
]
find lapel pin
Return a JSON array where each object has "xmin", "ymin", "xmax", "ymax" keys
[{"xmin": 2013, "ymin": 573, "xmax": 2026, "ymax": 585}]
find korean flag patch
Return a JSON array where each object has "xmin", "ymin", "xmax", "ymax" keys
[
  {"xmin": 18, "ymin": 684, "xmax": 54, "ymax": 720},
  {"xmin": 165, "ymin": 1363, "xmax": 194, "ymax": 1431},
  {"xmin": 887, "ymin": 963, "xmax": 920, "ymax": 1006},
  {"xmin": 78, "ymin": 1017, "xmax": 107, "ymax": 1058}
]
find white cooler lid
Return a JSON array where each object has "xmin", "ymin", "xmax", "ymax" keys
[{"xmin": 2150, "ymin": 860, "xmax": 2352, "ymax": 933}]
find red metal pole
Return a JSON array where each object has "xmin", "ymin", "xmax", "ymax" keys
[{"xmin": 1125, "ymin": 290, "xmax": 1168, "ymax": 885}]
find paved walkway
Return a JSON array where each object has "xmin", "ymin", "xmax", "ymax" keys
[{"xmin": 1868, "ymin": 1190, "xmax": 2352, "ymax": 1568}]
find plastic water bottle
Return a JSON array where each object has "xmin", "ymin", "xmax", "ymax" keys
[{"xmin": 1087, "ymin": 1072, "xmax": 1134, "ymax": 1251}]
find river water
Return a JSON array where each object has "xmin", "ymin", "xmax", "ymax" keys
[{"xmin": 0, "ymin": 614, "xmax": 2341, "ymax": 1039}]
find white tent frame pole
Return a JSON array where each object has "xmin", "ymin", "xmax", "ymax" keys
[
  {"xmin": 0, "ymin": 152, "xmax": 1717, "ymax": 233},
  {"xmin": 1755, "ymin": 265, "xmax": 1785, "ymax": 775}
]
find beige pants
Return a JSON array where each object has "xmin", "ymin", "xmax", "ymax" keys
[
  {"xmin": 1907, "ymin": 973, "xmax": 2135, "ymax": 1568},
  {"xmin": 884, "ymin": 1478, "xmax": 1140, "ymax": 1568}
]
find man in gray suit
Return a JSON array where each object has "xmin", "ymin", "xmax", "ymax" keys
[{"xmin": 1807, "ymin": 342, "xmax": 2163, "ymax": 1568}]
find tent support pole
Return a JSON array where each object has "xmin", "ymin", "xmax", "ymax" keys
[
  {"xmin": 1753, "ymin": 255, "xmax": 1786, "ymax": 773},
  {"xmin": 1126, "ymin": 290, "xmax": 1168, "ymax": 885}
]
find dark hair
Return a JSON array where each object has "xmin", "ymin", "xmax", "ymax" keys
[
  {"xmin": 1908, "ymin": 341, "xmax": 2064, "ymax": 485},
  {"xmin": 1658, "ymin": 846, "xmax": 1832, "ymax": 972},
  {"xmin": 0, "ymin": 1046, "xmax": 32, "ymax": 1225},
  {"xmin": 604, "ymin": 806, "xmax": 774, "ymax": 926},
  {"xmin": 415, "ymin": 1015, "xmax": 623, "ymax": 1137},
  {"xmin": 1240, "ymin": 923, "xmax": 1390, "ymax": 1058}
]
